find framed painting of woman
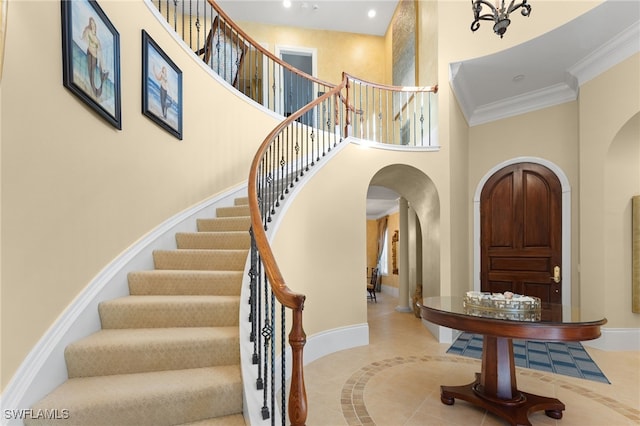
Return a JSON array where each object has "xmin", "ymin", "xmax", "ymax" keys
[
  {"xmin": 141, "ymin": 30, "xmax": 183, "ymax": 140},
  {"xmin": 61, "ymin": 0, "xmax": 121, "ymax": 129}
]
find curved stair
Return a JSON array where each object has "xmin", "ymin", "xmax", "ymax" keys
[{"xmin": 26, "ymin": 199, "xmax": 250, "ymax": 426}]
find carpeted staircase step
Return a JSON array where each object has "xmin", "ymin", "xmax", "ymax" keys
[
  {"xmin": 216, "ymin": 205, "xmax": 250, "ymax": 217},
  {"xmin": 128, "ymin": 270, "xmax": 243, "ymax": 296},
  {"xmin": 234, "ymin": 197, "xmax": 249, "ymax": 206},
  {"xmin": 99, "ymin": 295, "xmax": 240, "ymax": 329},
  {"xmin": 65, "ymin": 327, "xmax": 239, "ymax": 378},
  {"xmin": 178, "ymin": 414, "xmax": 246, "ymax": 426},
  {"xmin": 25, "ymin": 366, "xmax": 242, "ymax": 426},
  {"xmin": 176, "ymin": 231, "xmax": 250, "ymax": 250},
  {"xmin": 153, "ymin": 249, "xmax": 248, "ymax": 271},
  {"xmin": 197, "ymin": 217, "xmax": 251, "ymax": 232}
]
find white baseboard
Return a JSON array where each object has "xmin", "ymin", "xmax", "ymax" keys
[
  {"xmin": 582, "ymin": 328, "xmax": 640, "ymax": 351},
  {"xmin": 240, "ymin": 314, "xmax": 369, "ymax": 426},
  {"xmin": 0, "ymin": 184, "xmax": 247, "ymax": 424},
  {"xmin": 381, "ymin": 284, "xmax": 399, "ymax": 298},
  {"xmin": 303, "ymin": 323, "xmax": 370, "ymax": 365}
]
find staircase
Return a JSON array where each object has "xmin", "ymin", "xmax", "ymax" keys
[{"xmin": 26, "ymin": 198, "xmax": 251, "ymax": 426}]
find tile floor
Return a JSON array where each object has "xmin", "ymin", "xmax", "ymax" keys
[{"xmin": 303, "ymin": 293, "xmax": 640, "ymax": 426}]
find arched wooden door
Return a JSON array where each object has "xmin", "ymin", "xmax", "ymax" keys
[{"xmin": 480, "ymin": 162, "xmax": 562, "ymax": 304}]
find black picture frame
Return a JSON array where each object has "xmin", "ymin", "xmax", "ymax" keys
[
  {"xmin": 61, "ymin": 0, "xmax": 121, "ymax": 129},
  {"xmin": 142, "ymin": 30, "xmax": 183, "ymax": 140}
]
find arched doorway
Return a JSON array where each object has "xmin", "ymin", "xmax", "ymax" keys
[
  {"xmin": 474, "ymin": 158, "xmax": 572, "ymax": 305},
  {"xmin": 367, "ymin": 164, "xmax": 441, "ymax": 304},
  {"xmin": 480, "ymin": 162, "xmax": 562, "ymax": 304}
]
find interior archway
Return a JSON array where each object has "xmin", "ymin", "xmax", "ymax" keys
[
  {"xmin": 604, "ymin": 112, "xmax": 640, "ymax": 321},
  {"xmin": 367, "ymin": 164, "xmax": 441, "ymax": 299}
]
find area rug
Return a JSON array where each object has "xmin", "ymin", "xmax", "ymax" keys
[{"xmin": 447, "ymin": 332, "xmax": 610, "ymax": 384}]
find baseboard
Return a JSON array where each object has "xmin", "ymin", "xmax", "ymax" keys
[
  {"xmin": 381, "ymin": 284, "xmax": 399, "ymax": 298},
  {"xmin": 303, "ymin": 323, "xmax": 370, "ymax": 365},
  {"xmin": 582, "ymin": 328, "xmax": 640, "ymax": 351},
  {"xmin": 0, "ymin": 184, "xmax": 247, "ymax": 423},
  {"xmin": 240, "ymin": 315, "xmax": 369, "ymax": 426}
]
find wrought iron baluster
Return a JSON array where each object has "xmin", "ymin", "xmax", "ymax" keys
[{"xmin": 261, "ymin": 271, "xmax": 272, "ymax": 420}]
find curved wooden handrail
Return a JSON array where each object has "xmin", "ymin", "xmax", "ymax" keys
[
  {"xmin": 248, "ymin": 81, "xmax": 346, "ymax": 426},
  {"xmin": 343, "ymin": 72, "xmax": 438, "ymax": 94},
  {"xmin": 248, "ymin": 87, "xmax": 342, "ymax": 309}
]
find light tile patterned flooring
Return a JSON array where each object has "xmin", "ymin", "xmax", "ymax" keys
[{"xmin": 304, "ymin": 293, "xmax": 640, "ymax": 425}]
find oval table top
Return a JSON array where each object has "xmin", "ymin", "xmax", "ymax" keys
[{"xmin": 420, "ymin": 296, "xmax": 607, "ymax": 342}]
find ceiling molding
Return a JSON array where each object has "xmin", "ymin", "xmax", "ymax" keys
[
  {"xmin": 450, "ymin": 6, "xmax": 640, "ymax": 127},
  {"xmin": 569, "ymin": 21, "xmax": 640, "ymax": 86},
  {"xmin": 466, "ymin": 83, "xmax": 578, "ymax": 127}
]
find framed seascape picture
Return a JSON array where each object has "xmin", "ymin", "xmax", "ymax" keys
[
  {"xmin": 61, "ymin": 0, "xmax": 121, "ymax": 129},
  {"xmin": 142, "ymin": 30, "xmax": 182, "ymax": 140}
]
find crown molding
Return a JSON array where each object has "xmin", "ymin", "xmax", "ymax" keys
[
  {"xmin": 451, "ymin": 20, "xmax": 640, "ymax": 127},
  {"xmin": 569, "ymin": 21, "xmax": 640, "ymax": 86}
]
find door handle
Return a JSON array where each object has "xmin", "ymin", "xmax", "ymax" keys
[{"xmin": 551, "ymin": 266, "xmax": 561, "ymax": 283}]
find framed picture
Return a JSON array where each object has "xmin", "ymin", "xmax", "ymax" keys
[
  {"xmin": 61, "ymin": 0, "xmax": 121, "ymax": 129},
  {"xmin": 203, "ymin": 16, "xmax": 247, "ymax": 87},
  {"xmin": 142, "ymin": 30, "xmax": 183, "ymax": 140}
]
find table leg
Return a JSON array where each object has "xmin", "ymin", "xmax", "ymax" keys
[{"xmin": 440, "ymin": 336, "xmax": 565, "ymax": 426}]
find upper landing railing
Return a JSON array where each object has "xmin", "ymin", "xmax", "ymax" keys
[
  {"xmin": 150, "ymin": 1, "xmax": 438, "ymax": 425},
  {"xmin": 151, "ymin": 0, "xmax": 438, "ymax": 148}
]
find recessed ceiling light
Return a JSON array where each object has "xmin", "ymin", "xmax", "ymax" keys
[
  {"xmin": 283, "ymin": 0, "xmax": 291, "ymax": 8},
  {"xmin": 368, "ymin": 9, "xmax": 377, "ymax": 18}
]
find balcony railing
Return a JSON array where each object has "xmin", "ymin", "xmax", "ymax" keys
[
  {"xmin": 152, "ymin": 0, "xmax": 336, "ymax": 116},
  {"xmin": 148, "ymin": 2, "xmax": 438, "ymax": 425}
]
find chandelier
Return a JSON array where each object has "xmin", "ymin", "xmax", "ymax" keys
[{"xmin": 471, "ymin": 0, "xmax": 532, "ymax": 38}]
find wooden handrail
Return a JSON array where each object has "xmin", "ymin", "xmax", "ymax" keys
[
  {"xmin": 248, "ymin": 82, "xmax": 345, "ymax": 426},
  {"xmin": 343, "ymin": 72, "xmax": 439, "ymax": 94}
]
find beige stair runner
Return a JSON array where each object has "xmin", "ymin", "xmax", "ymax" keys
[{"xmin": 27, "ymin": 199, "xmax": 251, "ymax": 426}]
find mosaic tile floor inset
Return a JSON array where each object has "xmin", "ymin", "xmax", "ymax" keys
[{"xmin": 447, "ymin": 332, "xmax": 610, "ymax": 383}]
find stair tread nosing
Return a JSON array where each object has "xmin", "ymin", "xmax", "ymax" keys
[
  {"xmin": 99, "ymin": 295, "xmax": 240, "ymax": 329},
  {"xmin": 176, "ymin": 232, "xmax": 250, "ymax": 250},
  {"xmin": 128, "ymin": 270, "xmax": 243, "ymax": 296},
  {"xmin": 26, "ymin": 366, "xmax": 242, "ymax": 426},
  {"xmin": 153, "ymin": 249, "xmax": 249, "ymax": 271},
  {"xmin": 197, "ymin": 217, "xmax": 251, "ymax": 232},
  {"xmin": 216, "ymin": 205, "xmax": 250, "ymax": 217},
  {"xmin": 65, "ymin": 327, "xmax": 239, "ymax": 378}
]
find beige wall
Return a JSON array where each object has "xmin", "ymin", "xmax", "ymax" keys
[
  {"xmin": 2, "ymin": 0, "xmax": 637, "ymax": 395},
  {"xmin": 272, "ymin": 143, "xmax": 451, "ymax": 336},
  {"xmin": 434, "ymin": 0, "xmax": 602, "ymax": 301},
  {"xmin": 0, "ymin": 0, "xmax": 279, "ymax": 390},
  {"xmin": 579, "ymin": 53, "xmax": 640, "ymax": 327},
  {"xmin": 440, "ymin": 0, "xmax": 639, "ymax": 330},
  {"xmin": 236, "ymin": 21, "xmax": 386, "ymax": 85},
  {"xmin": 468, "ymin": 102, "xmax": 580, "ymax": 302}
]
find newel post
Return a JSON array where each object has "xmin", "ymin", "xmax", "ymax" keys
[{"xmin": 288, "ymin": 306, "xmax": 307, "ymax": 426}]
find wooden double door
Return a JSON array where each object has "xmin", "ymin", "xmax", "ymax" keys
[{"xmin": 480, "ymin": 163, "xmax": 562, "ymax": 304}]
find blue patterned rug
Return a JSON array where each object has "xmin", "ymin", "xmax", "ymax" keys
[{"xmin": 447, "ymin": 332, "xmax": 610, "ymax": 384}]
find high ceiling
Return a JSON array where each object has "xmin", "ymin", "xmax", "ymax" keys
[
  {"xmin": 215, "ymin": 0, "xmax": 640, "ymax": 218},
  {"xmin": 217, "ymin": 0, "xmax": 399, "ymax": 36}
]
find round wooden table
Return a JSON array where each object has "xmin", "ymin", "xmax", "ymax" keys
[{"xmin": 419, "ymin": 296, "xmax": 606, "ymax": 426}]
